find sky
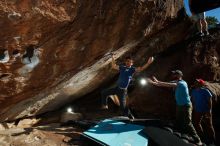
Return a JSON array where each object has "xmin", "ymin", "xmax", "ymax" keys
[{"xmin": 184, "ymin": 0, "xmax": 220, "ymax": 22}]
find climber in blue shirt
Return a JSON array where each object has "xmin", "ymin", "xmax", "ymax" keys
[{"xmin": 101, "ymin": 54, "xmax": 154, "ymax": 119}]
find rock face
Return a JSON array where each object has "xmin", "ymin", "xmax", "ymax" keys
[{"xmin": 0, "ymin": 0, "xmax": 185, "ymax": 121}]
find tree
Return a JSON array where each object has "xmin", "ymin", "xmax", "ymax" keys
[{"xmin": 206, "ymin": 16, "xmax": 219, "ymax": 26}]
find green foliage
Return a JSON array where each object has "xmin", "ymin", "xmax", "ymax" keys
[{"xmin": 206, "ymin": 16, "xmax": 219, "ymax": 25}]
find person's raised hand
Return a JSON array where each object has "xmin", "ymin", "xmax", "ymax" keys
[
  {"xmin": 147, "ymin": 56, "xmax": 154, "ymax": 65},
  {"xmin": 110, "ymin": 53, "xmax": 115, "ymax": 59},
  {"xmin": 147, "ymin": 78, "xmax": 157, "ymax": 86},
  {"xmin": 147, "ymin": 78, "xmax": 154, "ymax": 84},
  {"xmin": 152, "ymin": 76, "xmax": 158, "ymax": 82}
]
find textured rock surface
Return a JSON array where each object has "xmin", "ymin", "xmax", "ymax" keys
[{"xmin": 0, "ymin": 0, "xmax": 185, "ymax": 121}]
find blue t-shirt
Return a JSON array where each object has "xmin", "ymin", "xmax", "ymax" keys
[
  {"xmin": 117, "ymin": 65, "xmax": 136, "ymax": 89},
  {"xmin": 191, "ymin": 88, "xmax": 212, "ymax": 112},
  {"xmin": 175, "ymin": 80, "xmax": 191, "ymax": 106}
]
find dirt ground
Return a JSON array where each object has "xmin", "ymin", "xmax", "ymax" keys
[{"xmin": 0, "ymin": 123, "xmax": 84, "ymax": 146}]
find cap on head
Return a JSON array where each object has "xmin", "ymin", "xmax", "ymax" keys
[
  {"xmin": 171, "ymin": 70, "xmax": 183, "ymax": 77},
  {"xmin": 196, "ymin": 78, "xmax": 205, "ymax": 86}
]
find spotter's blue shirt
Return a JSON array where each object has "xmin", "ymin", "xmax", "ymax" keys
[
  {"xmin": 117, "ymin": 65, "xmax": 136, "ymax": 89},
  {"xmin": 191, "ymin": 88, "xmax": 212, "ymax": 112},
  {"xmin": 175, "ymin": 80, "xmax": 191, "ymax": 106}
]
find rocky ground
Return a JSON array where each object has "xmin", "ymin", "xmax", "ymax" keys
[
  {"xmin": 0, "ymin": 125, "xmax": 83, "ymax": 146},
  {"xmin": 0, "ymin": 107, "xmax": 122, "ymax": 146}
]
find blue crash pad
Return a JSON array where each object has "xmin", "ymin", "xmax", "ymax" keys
[{"xmin": 83, "ymin": 119, "xmax": 148, "ymax": 146}]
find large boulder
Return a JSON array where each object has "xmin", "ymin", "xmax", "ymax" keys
[{"xmin": 0, "ymin": 0, "xmax": 186, "ymax": 121}]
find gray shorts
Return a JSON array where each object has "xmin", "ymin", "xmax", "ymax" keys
[{"xmin": 194, "ymin": 12, "xmax": 206, "ymax": 20}]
